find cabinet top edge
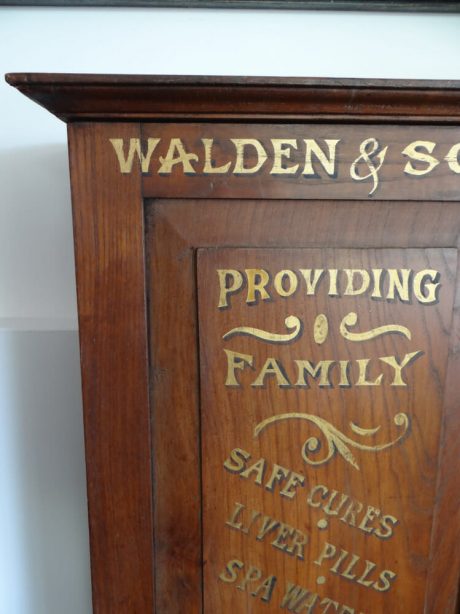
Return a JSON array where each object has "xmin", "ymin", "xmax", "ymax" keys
[
  {"xmin": 6, "ymin": 73, "xmax": 460, "ymax": 124},
  {"xmin": 7, "ymin": 73, "xmax": 460, "ymax": 87}
]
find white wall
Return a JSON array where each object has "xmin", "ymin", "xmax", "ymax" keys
[{"xmin": 2, "ymin": 8, "xmax": 460, "ymax": 613}]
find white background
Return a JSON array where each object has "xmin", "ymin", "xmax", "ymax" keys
[{"xmin": 1, "ymin": 8, "xmax": 460, "ymax": 613}]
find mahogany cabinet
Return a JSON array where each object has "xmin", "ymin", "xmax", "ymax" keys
[{"xmin": 6, "ymin": 74, "xmax": 460, "ymax": 613}]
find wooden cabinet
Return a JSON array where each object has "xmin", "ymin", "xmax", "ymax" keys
[{"xmin": 7, "ymin": 74, "xmax": 460, "ymax": 613}]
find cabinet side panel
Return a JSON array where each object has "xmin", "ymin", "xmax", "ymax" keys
[{"xmin": 68, "ymin": 123, "xmax": 155, "ymax": 613}]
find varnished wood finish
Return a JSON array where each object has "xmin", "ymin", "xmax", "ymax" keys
[
  {"xmin": 145, "ymin": 199, "xmax": 460, "ymax": 613},
  {"xmin": 145, "ymin": 205, "xmax": 202, "ymax": 613},
  {"xmin": 7, "ymin": 74, "xmax": 460, "ymax": 613},
  {"xmin": 139, "ymin": 123, "xmax": 460, "ymax": 200},
  {"xmin": 67, "ymin": 123, "xmax": 155, "ymax": 613},
  {"xmin": 6, "ymin": 73, "xmax": 460, "ymax": 123},
  {"xmin": 198, "ymin": 246, "xmax": 454, "ymax": 614}
]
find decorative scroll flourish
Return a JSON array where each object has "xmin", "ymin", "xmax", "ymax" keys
[
  {"xmin": 254, "ymin": 412, "xmax": 410, "ymax": 471},
  {"xmin": 339, "ymin": 311, "xmax": 411, "ymax": 342},
  {"xmin": 222, "ymin": 315, "xmax": 302, "ymax": 344},
  {"xmin": 350, "ymin": 137, "xmax": 388, "ymax": 196}
]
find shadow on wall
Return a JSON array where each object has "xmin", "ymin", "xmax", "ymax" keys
[
  {"xmin": 0, "ymin": 331, "xmax": 92, "ymax": 614},
  {"xmin": 0, "ymin": 144, "xmax": 77, "ymax": 322}
]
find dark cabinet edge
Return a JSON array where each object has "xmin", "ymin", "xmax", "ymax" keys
[
  {"xmin": 2, "ymin": 1, "xmax": 460, "ymax": 10},
  {"xmin": 6, "ymin": 73, "xmax": 460, "ymax": 123}
]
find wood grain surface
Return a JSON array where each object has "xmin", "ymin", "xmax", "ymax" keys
[
  {"xmin": 8, "ymin": 74, "xmax": 460, "ymax": 613},
  {"xmin": 146, "ymin": 198, "xmax": 460, "ymax": 613},
  {"xmin": 198, "ymin": 247, "xmax": 455, "ymax": 613},
  {"xmin": 67, "ymin": 123, "xmax": 155, "ymax": 613},
  {"xmin": 140, "ymin": 123, "xmax": 460, "ymax": 201},
  {"xmin": 6, "ymin": 73, "xmax": 460, "ymax": 123}
]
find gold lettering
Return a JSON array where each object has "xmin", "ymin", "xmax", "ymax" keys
[
  {"xmin": 307, "ymin": 485, "xmax": 328, "ymax": 508},
  {"xmin": 373, "ymin": 569, "xmax": 397, "ymax": 592},
  {"xmin": 251, "ymin": 575, "xmax": 277, "ymax": 602},
  {"xmin": 445, "ymin": 143, "xmax": 460, "ymax": 173},
  {"xmin": 341, "ymin": 554, "xmax": 360, "ymax": 580},
  {"xmin": 158, "ymin": 138, "xmax": 198, "ymax": 174},
  {"xmin": 413, "ymin": 269, "xmax": 441, "ymax": 304},
  {"xmin": 338, "ymin": 360, "xmax": 351, "ymax": 387},
  {"xmin": 355, "ymin": 359, "xmax": 383, "ymax": 386},
  {"xmin": 241, "ymin": 458, "xmax": 266, "ymax": 484},
  {"xmin": 375, "ymin": 514, "xmax": 399, "ymax": 539},
  {"xmin": 274, "ymin": 270, "xmax": 299, "ymax": 297},
  {"xmin": 225, "ymin": 503, "xmax": 244, "ymax": 530},
  {"xmin": 357, "ymin": 560, "xmax": 378, "ymax": 588},
  {"xmin": 299, "ymin": 269, "xmax": 324, "ymax": 294},
  {"xmin": 217, "ymin": 269, "xmax": 243, "ymax": 308},
  {"xmin": 358, "ymin": 506, "xmax": 381, "ymax": 533},
  {"xmin": 219, "ymin": 558, "xmax": 277, "ymax": 604},
  {"xmin": 314, "ymin": 542, "xmax": 337, "ymax": 566},
  {"xmin": 323, "ymin": 490, "xmax": 350, "ymax": 517},
  {"xmin": 371, "ymin": 268, "xmax": 383, "ymax": 298},
  {"xmin": 224, "ymin": 349, "xmax": 253, "ymax": 386},
  {"xmin": 344, "ymin": 269, "xmax": 370, "ymax": 296},
  {"xmin": 109, "ymin": 137, "xmax": 160, "ymax": 173},
  {"xmin": 280, "ymin": 471, "xmax": 305, "ymax": 499},
  {"xmin": 271, "ymin": 523, "xmax": 296, "ymax": 553},
  {"xmin": 320, "ymin": 598, "xmax": 340, "ymax": 613},
  {"xmin": 379, "ymin": 350, "xmax": 423, "ymax": 386},
  {"xmin": 403, "ymin": 140, "xmax": 440, "ymax": 176},
  {"xmin": 330, "ymin": 549, "xmax": 349, "ymax": 574},
  {"xmin": 295, "ymin": 360, "xmax": 334, "ymax": 387},
  {"xmin": 246, "ymin": 268, "xmax": 270, "ymax": 304},
  {"xmin": 256, "ymin": 516, "xmax": 280, "ymax": 541},
  {"xmin": 280, "ymin": 583, "xmax": 319, "ymax": 612},
  {"xmin": 340, "ymin": 500, "xmax": 364, "ymax": 526},
  {"xmin": 271, "ymin": 139, "xmax": 299, "ymax": 174},
  {"xmin": 201, "ymin": 138, "xmax": 231, "ymax": 173},
  {"xmin": 252, "ymin": 358, "xmax": 291, "ymax": 387},
  {"xmin": 303, "ymin": 139, "xmax": 339, "ymax": 176},
  {"xmin": 219, "ymin": 559, "xmax": 244, "ymax": 583},
  {"xmin": 223, "ymin": 447, "xmax": 251, "ymax": 473},
  {"xmin": 265, "ymin": 463, "xmax": 290, "ymax": 491},
  {"xmin": 232, "ymin": 138, "xmax": 267, "ymax": 174},
  {"xmin": 226, "ymin": 502, "xmax": 251, "ymax": 533},
  {"xmin": 286, "ymin": 530, "xmax": 308, "ymax": 560},
  {"xmin": 237, "ymin": 565, "xmax": 262, "ymax": 591},
  {"xmin": 387, "ymin": 268, "xmax": 411, "ymax": 302},
  {"xmin": 328, "ymin": 269, "xmax": 339, "ymax": 296}
]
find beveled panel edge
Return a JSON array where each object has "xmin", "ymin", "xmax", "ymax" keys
[{"xmin": 5, "ymin": 73, "xmax": 460, "ymax": 123}]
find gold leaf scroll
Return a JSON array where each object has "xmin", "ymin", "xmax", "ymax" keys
[
  {"xmin": 223, "ymin": 315, "xmax": 302, "ymax": 344},
  {"xmin": 254, "ymin": 412, "xmax": 410, "ymax": 471},
  {"xmin": 340, "ymin": 311, "xmax": 411, "ymax": 342}
]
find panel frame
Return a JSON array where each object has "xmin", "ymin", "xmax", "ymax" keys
[{"xmin": 145, "ymin": 197, "xmax": 460, "ymax": 613}]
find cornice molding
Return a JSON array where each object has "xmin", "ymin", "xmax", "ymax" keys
[{"xmin": 6, "ymin": 73, "xmax": 460, "ymax": 123}]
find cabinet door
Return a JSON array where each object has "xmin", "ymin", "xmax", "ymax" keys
[
  {"xmin": 146, "ymin": 198, "xmax": 460, "ymax": 614},
  {"xmin": 66, "ymin": 117, "xmax": 460, "ymax": 613}
]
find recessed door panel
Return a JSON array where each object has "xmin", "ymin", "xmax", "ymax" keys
[{"xmin": 197, "ymin": 247, "xmax": 456, "ymax": 614}]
